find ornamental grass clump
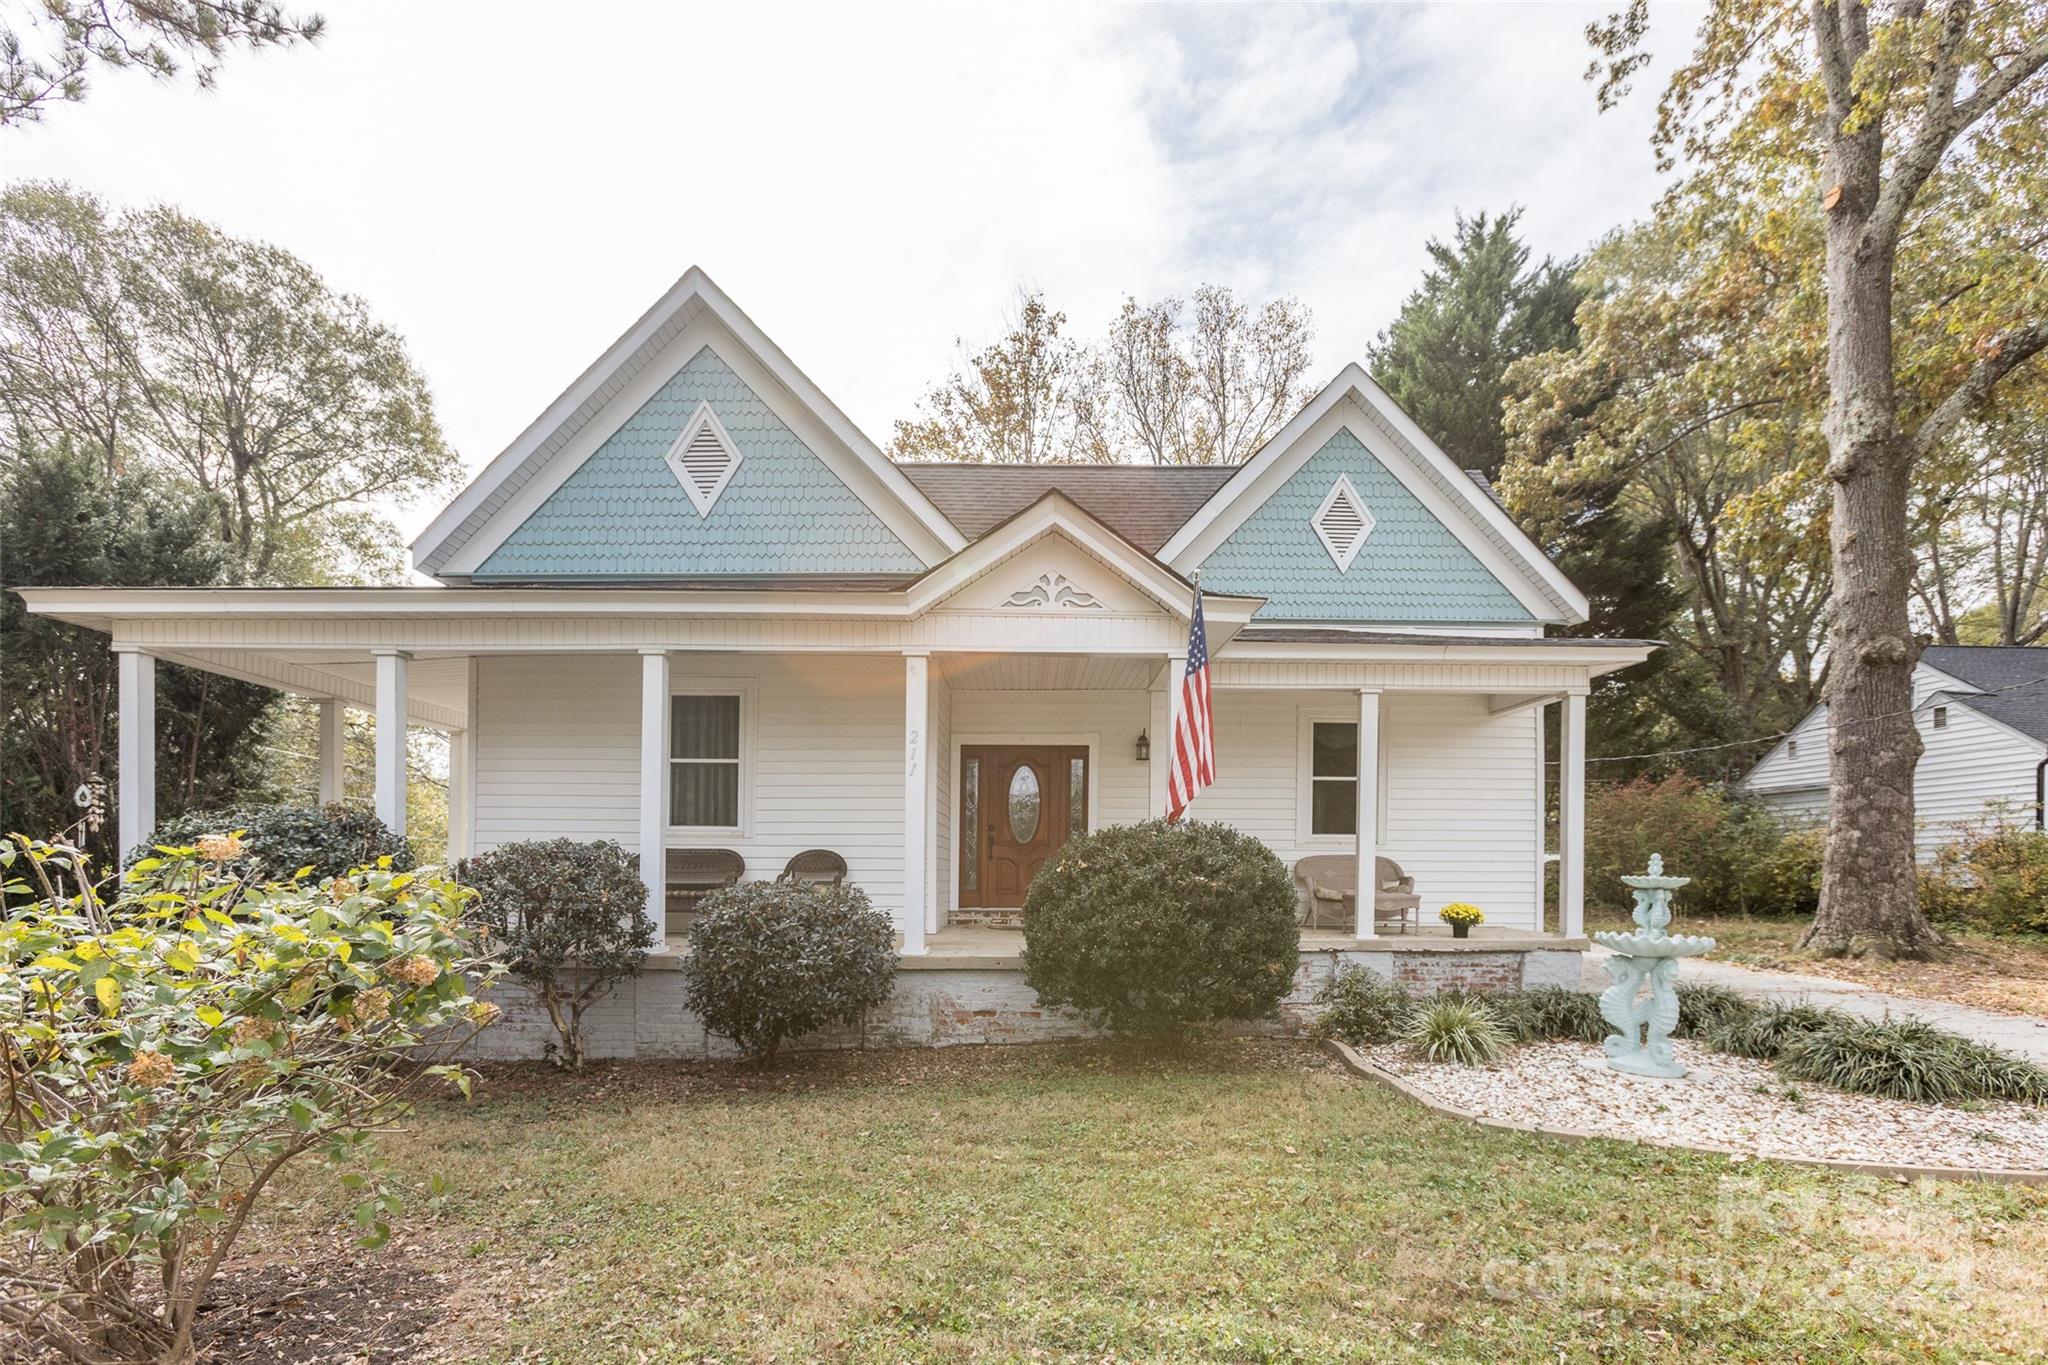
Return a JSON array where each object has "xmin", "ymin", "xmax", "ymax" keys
[
  {"xmin": 1673, "ymin": 982, "xmax": 1761, "ymax": 1039},
  {"xmin": 1403, "ymin": 996, "xmax": 1511, "ymax": 1066},
  {"xmin": 0, "ymin": 835, "xmax": 499, "ymax": 1365},
  {"xmin": 457, "ymin": 838, "xmax": 653, "ymax": 1068},
  {"xmin": 1776, "ymin": 1015, "xmax": 2048, "ymax": 1105},
  {"xmin": 681, "ymin": 881, "xmax": 896, "ymax": 1060},
  {"xmin": 1491, "ymin": 986, "xmax": 1611, "ymax": 1044},
  {"xmin": 1705, "ymin": 1004, "xmax": 1836, "ymax": 1061},
  {"xmin": 1021, "ymin": 820, "xmax": 1299, "ymax": 1039},
  {"xmin": 1310, "ymin": 967, "xmax": 1413, "ymax": 1045}
]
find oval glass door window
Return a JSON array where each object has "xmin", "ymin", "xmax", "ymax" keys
[{"xmin": 1007, "ymin": 763, "xmax": 1041, "ymax": 842}]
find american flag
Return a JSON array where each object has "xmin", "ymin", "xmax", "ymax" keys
[{"xmin": 1167, "ymin": 581, "xmax": 1214, "ymax": 821}]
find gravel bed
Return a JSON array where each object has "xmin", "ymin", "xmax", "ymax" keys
[{"xmin": 1359, "ymin": 1040, "xmax": 2048, "ymax": 1170}]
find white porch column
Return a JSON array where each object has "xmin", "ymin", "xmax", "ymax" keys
[
  {"xmin": 372, "ymin": 650, "xmax": 409, "ymax": 837},
  {"xmin": 638, "ymin": 649, "xmax": 670, "ymax": 943},
  {"xmin": 1560, "ymin": 690, "xmax": 1588, "ymax": 940},
  {"xmin": 316, "ymin": 698, "xmax": 346, "ymax": 806},
  {"xmin": 445, "ymin": 729, "xmax": 471, "ymax": 862},
  {"xmin": 114, "ymin": 646, "xmax": 156, "ymax": 864},
  {"xmin": 1354, "ymin": 688, "xmax": 1381, "ymax": 941},
  {"xmin": 1155, "ymin": 650, "xmax": 1186, "ymax": 818},
  {"xmin": 902, "ymin": 651, "xmax": 930, "ymax": 955}
]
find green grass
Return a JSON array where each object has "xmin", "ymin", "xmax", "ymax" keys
[{"xmin": 257, "ymin": 1041, "xmax": 2048, "ymax": 1362}]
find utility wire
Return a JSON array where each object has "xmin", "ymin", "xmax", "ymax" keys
[{"xmin": 1549, "ymin": 669, "xmax": 2048, "ymax": 767}]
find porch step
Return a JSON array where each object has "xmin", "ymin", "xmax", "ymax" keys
[{"xmin": 951, "ymin": 908, "xmax": 1026, "ymax": 929}]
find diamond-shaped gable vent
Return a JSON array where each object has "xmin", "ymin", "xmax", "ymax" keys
[
  {"xmin": 663, "ymin": 402, "xmax": 743, "ymax": 517},
  {"xmin": 1311, "ymin": 474, "xmax": 1374, "ymax": 573}
]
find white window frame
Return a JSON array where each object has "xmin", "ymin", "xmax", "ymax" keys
[
  {"xmin": 667, "ymin": 676, "xmax": 756, "ymax": 839},
  {"xmin": 1296, "ymin": 706, "xmax": 1388, "ymax": 848}
]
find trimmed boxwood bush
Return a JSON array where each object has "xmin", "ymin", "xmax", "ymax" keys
[
  {"xmin": 457, "ymin": 838, "xmax": 654, "ymax": 1068},
  {"xmin": 141, "ymin": 802, "xmax": 412, "ymax": 882},
  {"xmin": 681, "ymin": 881, "xmax": 896, "ymax": 1060},
  {"xmin": 1020, "ymin": 819, "xmax": 1299, "ymax": 1037}
]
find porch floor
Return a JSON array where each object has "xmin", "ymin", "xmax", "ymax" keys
[{"xmin": 911, "ymin": 922, "xmax": 1586, "ymax": 970}]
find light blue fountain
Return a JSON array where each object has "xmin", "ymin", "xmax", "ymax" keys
[{"xmin": 1594, "ymin": 855, "xmax": 1716, "ymax": 1078}]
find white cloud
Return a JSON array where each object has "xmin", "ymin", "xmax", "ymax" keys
[{"xmin": 3, "ymin": 0, "xmax": 1693, "ymax": 548}]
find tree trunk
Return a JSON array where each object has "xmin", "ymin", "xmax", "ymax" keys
[{"xmin": 1803, "ymin": 14, "xmax": 1943, "ymax": 957}]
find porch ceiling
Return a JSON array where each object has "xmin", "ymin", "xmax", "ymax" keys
[
  {"xmin": 149, "ymin": 647, "xmax": 470, "ymax": 730},
  {"xmin": 936, "ymin": 652, "xmax": 1163, "ymax": 691}
]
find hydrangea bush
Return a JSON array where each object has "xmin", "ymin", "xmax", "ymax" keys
[{"xmin": 0, "ymin": 835, "xmax": 500, "ymax": 1365}]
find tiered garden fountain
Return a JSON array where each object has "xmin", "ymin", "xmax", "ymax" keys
[{"xmin": 1594, "ymin": 855, "xmax": 1716, "ymax": 1078}]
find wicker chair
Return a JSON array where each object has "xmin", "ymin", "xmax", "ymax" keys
[
  {"xmin": 1293, "ymin": 854, "xmax": 1422, "ymax": 934},
  {"xmin": 777, "ymin": 849, "xmax": 848, "ymax": 887},
  {"xmin": 664, "ymin": 847, "xmax": 745, "ymax": 935}
]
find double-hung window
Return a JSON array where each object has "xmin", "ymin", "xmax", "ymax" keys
[
  {"xmin": 1309, "ymin": 721, "xmax": 1358, "ymax": 836},
  {"xmin": 670, "ymin": 693, "xmax": 742, "ymax": 829}
]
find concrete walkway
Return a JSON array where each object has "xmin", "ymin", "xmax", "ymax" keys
[{"xmin": 1582, "ymin": 946, "xmax": 2048, "ymax": 1066}]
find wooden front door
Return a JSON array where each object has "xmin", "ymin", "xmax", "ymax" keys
[{"xmin": 959, "ymin": 745, "xmax": 1088, "ymax": 908}]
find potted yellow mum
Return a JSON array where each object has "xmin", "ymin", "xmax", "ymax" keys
[{"xmin": 1438, "ymin": 901, "xmax": 1484, "ymax": 939}]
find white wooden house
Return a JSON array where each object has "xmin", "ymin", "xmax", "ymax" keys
[
  {"xmin": 19, "ymin": 270, "xmax": 1658, "ymax": 1053},
  {"xmin": 1741, "ymin": 646, "xmax": 2048, "ymax": 858}
]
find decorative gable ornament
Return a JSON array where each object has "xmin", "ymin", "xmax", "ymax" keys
[
  {"xmin": 663, "ymin": 401, "xmax": 744, "ymax": 517},
  {"xmin": 1002, "ymin": 572, "xmax": 1105, "ymax": 610},
  {"xmin": 1311, "ymin": 474, "xmax": 1374, "ymax": 573}
]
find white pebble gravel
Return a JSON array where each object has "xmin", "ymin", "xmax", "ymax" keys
[{"xmin": 1359, "ymin": 1040, "xmax": 2048, "ymax": 1171}]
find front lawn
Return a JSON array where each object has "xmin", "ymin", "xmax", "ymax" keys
[
  {"xmin": 1586, "ymin": 907, "xmax": 2048, "ymax": 1017},
  {"xmin": 243, "ymin": 1041, "xmax": 2048, "ymax": 1362}
]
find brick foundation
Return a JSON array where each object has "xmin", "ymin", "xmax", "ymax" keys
[{"xmin": 468, "ymin": 942, "xmax": 1585, "ymax": 1061}]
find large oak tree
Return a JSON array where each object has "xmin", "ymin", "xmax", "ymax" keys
[{"xmin": 1590, "ymin": 0, "xmax": 2048, "ymax": 956}]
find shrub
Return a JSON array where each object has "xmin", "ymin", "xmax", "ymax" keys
[
  {"xmin": 1492, "ymin": 986, "xmax": 1610, "ymax": 1044},
  {"xmin": 456, "ymin": 838, "xmax": 654, "ymax": 1068},
  {"xmin": 1020, "ymin": 820, "xmax": 1300, "ymax": 1037},
  {"xmin": 1403, "ymin": 997, "xmax": 1511, "ymax": 1065},
  {"xmin": 1704, "ymin": 1004, "xmax": 1835, "ymax": 1060},
  {"xmin": 681, "ymin": 881, "xmax": 896, "ymax": 1059},
  {"xmin": 1920, "ymin": 825, "xmax": 2048, "ymax": 935},
  {"xmin": 0, "ymin": 835, "xmax": 498, "ymax": 1365},
  {"xmin": 140, "ymin": 801, "xmax": 413, "ymax": 883},
  {"xmin": 1311, "ymin": 967, "xmax": 1413, "ymax": 1045},
  {"xmin": 1585, "ymin": 774, "xmax": 1818, "ymax": 916},
  {"xmin": 1777, "ymin": 1015, "xmax": 2048, "ymax": 1104},
  {"xmin": 1673, "ymin": 982, "xmax": 1761, "ymax": 1038}
]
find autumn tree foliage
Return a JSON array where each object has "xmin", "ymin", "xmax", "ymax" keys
[{"xmin": 1585, "ymin": 0, "xmax": 2048, "ymax": 956}]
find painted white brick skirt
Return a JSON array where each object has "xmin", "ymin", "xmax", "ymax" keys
[{"xmin": 467, "ymin": 944, "xmax": 1587, "ymax": 1061}]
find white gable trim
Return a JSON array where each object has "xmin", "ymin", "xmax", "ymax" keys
[
  {"xmin": 903, "ymin": 492, "xmax": 1262, "ymax": 628},
  {"xmin": 1158, "ymin": 363, "xmax": 1588, "ymax": 623},
  {"xmin": 412, "ymin": 268, "xmax": 965, "ymax": 576}
]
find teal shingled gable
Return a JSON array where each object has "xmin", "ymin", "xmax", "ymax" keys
[
  {"xmin": 1195, "ymin": 428, "xmax": 1534, "ymax": 621},
  {"xmin": 474, "ymin": 346, "xmax": 924, "ymax": 578}
]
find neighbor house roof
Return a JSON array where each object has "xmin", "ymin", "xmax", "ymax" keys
[{"xmin": 1922, "ymin": 645, "xmax": 2048, "ymax": 743}]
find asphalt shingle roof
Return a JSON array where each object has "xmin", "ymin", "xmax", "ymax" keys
[
  {"xmin": 1922, "ymin": 645, "xmax": 2048, "ymax": 742},
  {"xmin": 896, "ymin": 463, "xmax": 1236, "ymax": 553}
]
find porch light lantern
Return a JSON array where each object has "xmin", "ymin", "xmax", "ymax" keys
[{"xmin": 1135, "ymin": 729, "xmax": 1150, "ymax": 762}]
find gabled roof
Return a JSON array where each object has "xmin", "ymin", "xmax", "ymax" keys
[
  {"xmin": 1156, "ymin": 363, "xmax": 1588, "ymax": 624},
  {"xmin": 897, "ymin": 464, "xmax": 1236, "ymax": 553},
  {"xmin": 410, "ymin": 268, "xmax": 967, "ymax": 578},
  {"xmin": 1922, "ymin": 645, "xmax": 2048, "ymax": 743}
]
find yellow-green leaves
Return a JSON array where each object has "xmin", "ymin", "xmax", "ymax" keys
[{"xmin": 93, "ymin": 975, "xmax": 120, "ymax": 1014}]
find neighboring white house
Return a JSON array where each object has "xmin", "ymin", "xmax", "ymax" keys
[
  {"xmin": 1740, "ymin": 646, "xmax": 2048, "ymax": 858},
  {"xmin": 18, "ymin": 269, "xmax": 1659, "ymax": 1052}
]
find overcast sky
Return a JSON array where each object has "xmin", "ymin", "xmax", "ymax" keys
[{"xmin": 7, "ymin": 1, "xmax": 1692, "ymax": 544}]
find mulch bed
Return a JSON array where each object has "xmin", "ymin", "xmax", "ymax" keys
[{"xmin": 188, "ymin": 1241, "xmax": 447, "ymax": 1365}]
